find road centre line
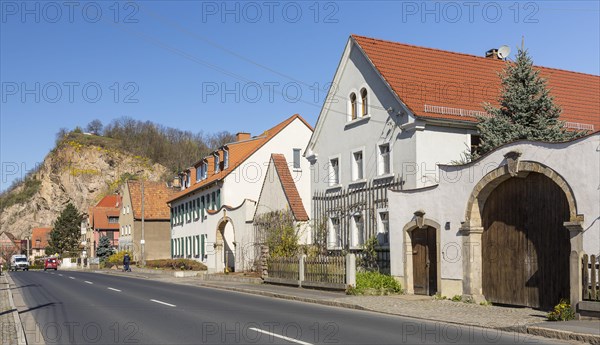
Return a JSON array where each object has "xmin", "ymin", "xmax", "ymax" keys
[
  {"xmin": 249, "ymin": 327, "xmax": 314, "ymax": 345},
  {"xmin": 69, "ymin": 276, "xmax": 75, "ymax": 279},
  {"xmin": 107, "ymin": 287, "xmax": 121, "ymax": 292},
  {"xmin": 84, "ymin": 281, "xmax": 93, "ymax": 284},
  {"xmin": 150, "ymin": 299, "xmax": 176, "ymax": 307}
]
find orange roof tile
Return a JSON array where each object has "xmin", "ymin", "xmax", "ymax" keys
[
  {"xmin": 127, "ymin": 180, "xmax": 177, "ymax": 220},
  {"xmin": 90, "ymin": 195, "xmax": 121, "ymax": 230},
  {"xmin": 352, "ymin": 35, "xmax": 600, "ymax": 130},
  {"xmin": 270, "ymin": 154, "xmax": 309, "ymax": 221},
  {"xmin": 168, "ymin": 114, "xmax": 313, "ymax": 203},
  {"xmin": 31, "ymin": 227, "xmax": 52, "ymax": 249}
]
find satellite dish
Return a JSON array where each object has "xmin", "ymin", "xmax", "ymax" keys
[{"xmin": 497, "ymin": 45, "xmax": 511, "ymax": 59}]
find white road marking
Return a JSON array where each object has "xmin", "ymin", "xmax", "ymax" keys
[
  {"xmin": 58, "ymin": 274, "xmax": 63, "ymax": 277},
  {"xmin": 84, "ymin": 281, "xmax": 93, "ymax": 284},
  {"xmin": 150, "ymin": 299, "xmax": 176, "ymax": 307},
  {"xmin": 107, "ymin": 287, "xmax": 121, "ymax": 292},
  {"xmin": 69, "ymin": 276, "xmax": 75, "ymax": 279},
  {"xmin": 249, "ymin": 328, "xmax": 314, "ymax": 345}
]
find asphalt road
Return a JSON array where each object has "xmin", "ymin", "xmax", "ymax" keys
[{"xmin": 10, "ymin": 270, "xmax": 573, "ymax": 345}]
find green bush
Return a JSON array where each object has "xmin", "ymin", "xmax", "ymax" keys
[
  {"xmin": 348, "ymin": 271, "xmax": 402, "ymax": 295},
  {"xmin": 451, "ymin": 295, "xmax": 462, "ymax": 302},
  {"xmin": 145, "ymin": 259, "xmax": 207, "ymax": 271},
  {"xmin": 547, "ymin": 299, "xmax": 575, "ymax": 321}
]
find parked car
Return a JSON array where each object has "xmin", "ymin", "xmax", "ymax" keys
[
  {"xmin": 44, "ymin": 257, "xmax": 58, "ymax": 271},
  {"xmin": 10, "ymin": 255, "xmax": 29, "ymax": 271}
]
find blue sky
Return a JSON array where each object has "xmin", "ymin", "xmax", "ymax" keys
[{"xmin": 1, "ymin": 0, "xmax": 599, "ymax": 191}]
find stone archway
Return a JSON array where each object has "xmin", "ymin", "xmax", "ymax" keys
[
  {"xmin": 402, "ymin": 211, "xmax": 441, "ymax": 296},
  {"xmin": 215, "ymin": 216, "xmax": 236, "ymax": 273},
  {"xmin": 461, "ymin": 155, "xmax": 584, "ymax": 306}
]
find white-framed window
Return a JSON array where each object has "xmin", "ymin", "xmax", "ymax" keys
[
  {"xmin": 186, "ymin": 173, "xmax": 191, "ymax": 187},
  {"xmin": 121, "ymin": 226, "xmax": 124, "ymax": 235},
  {"xmin": 214, "ymin": 154, "xmax": 220, "ymax": 174},
  {"xmin": 351, "ymin": 212, "xmax": 365, "ymax": 248},
  {"xmin": 293, "ymin": 148, "xmax": 301, "ymax": 170},
  {"xmin": 328, "ymin": 157, "xmax": 340, "ymax": 186},
  {"xmin": 196, "ymin": 164, "xmax": 204, "ymax": 182},
  {"xmin": 352, "ymin": 150, "xmax": 364, "ymax": 181},
  {"xmin": 349, "ymin": 92, "xmax": 357, "ymax": 120},
  {"xmin": 378, "ymin": 143, "xmax": 391, "ymax": 175},
  {"xmin": 378, "ymin": 211, "xmax": 389, "ymax": 246},
  {"xmin": 223, "ymin": 149, "xmax": 229, "ymax": 170},
  {"xmin": 328, "ymin": 217, "xmax": 342, "ymax": 249},
  {"xmin": 122, "ymin": 207, "xmax": 126, "ymax": 215},
  {"xmin": 360, "ymin": 88, "xmax": 368, "ymax": 116}
]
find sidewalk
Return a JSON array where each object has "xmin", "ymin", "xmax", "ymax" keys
[
  {"xmin": 0, "ymin": 274, "xmax": 24, "ymax": 345},
  {"xmin": 99, "ymin": 269, "xmax": 600, "ymax": 344}
]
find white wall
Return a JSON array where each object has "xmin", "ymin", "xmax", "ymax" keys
[
  {"xmin": 170, "ymin": 116, "xmax": 312, "ymax": 270},
  {"xmin": 388, "ymin": 134, "xmax": 600, "ymax": 294}
]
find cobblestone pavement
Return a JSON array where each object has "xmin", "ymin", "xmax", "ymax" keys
[
  {"xmin": 0, "ymin": 275, "xmax": 18, "ymax": 345},
  {"xmin": 332, "ymin": 295, "xmax": 549, "ymax": 330}
]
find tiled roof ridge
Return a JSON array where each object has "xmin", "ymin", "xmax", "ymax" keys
[{"xmin": 351, "ymin": 34, "xmax": 600, "ymax": 78}]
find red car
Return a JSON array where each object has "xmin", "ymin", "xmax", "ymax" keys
[{"xmin": 44, "ymin": 258, "xmax": 58, "ymax": 271}]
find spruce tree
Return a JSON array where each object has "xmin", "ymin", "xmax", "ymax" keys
[
  {"xmin": 46, "ymin": 203, "xmax": 82, "ymax": 257},
  {"xmin": 477, "ymin": 48, "xmax": 585, "ymax": 155},
  {"xmin": 96, "ymin": 236, "xmax": 113, "ymax": 263}
]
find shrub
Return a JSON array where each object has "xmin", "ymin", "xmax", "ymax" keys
[
  {"xmin": 547, "ymin": 299, "xmax": 575, "ymax": 321},
  {"xmin": 348, "ymin": 271, "xmax": 402, "ymax": 295},
  {"xmin": 106, "ymin": 251, "xmax": 132, "ymax": 267},
  {"xmin": 145, "ymin": 259, "xmax": 207, "ymax": 271}
]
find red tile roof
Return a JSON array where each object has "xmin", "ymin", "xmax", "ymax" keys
[
  {"xmin": 168, "ymin": 114, "xmax": 313, "ymax": 203},
  {"xmin": 127, "ymin": 180, "xmax": 177, "ymax": 220},
  {"xmin": 89, "ymin": 195, "xmax": 121, "ymax": 230},
  {"xmin": 270, "ymin": 154, "xmax": 309, "ymax": 221},
  {"xmin": 31, "ymin": 227, "xmax": 52, "ymax": 249},
  {"xmin": 352, "ymin": 35, "xmax": 600, "ymax": 131}
]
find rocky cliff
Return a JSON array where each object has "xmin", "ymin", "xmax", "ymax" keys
[{"xmin": 0, "ymin": 134, "xmax": 169, "ymax": 239}]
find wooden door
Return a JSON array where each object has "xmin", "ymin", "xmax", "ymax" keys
[
  {"xmin": 412, "ymin": 226, "xmax": 437, "ymax": 295},
  {"xmin": 482, "ymin": 173, "xmax": 570, "ymax": 309}
]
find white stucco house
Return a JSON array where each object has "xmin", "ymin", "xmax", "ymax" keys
[
  {"xmin": 167, "ymin": 114, "xmax": 313, "ymax": 273},
  {"xmin": 305, "ymin": 35, "xmax": 598, "ymax": 279}
]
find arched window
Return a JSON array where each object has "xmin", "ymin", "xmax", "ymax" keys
[
  {"xmin": 360, "ymin": 88, "xmax": 368, "ymax": 116},
  {"xmin": 350, "ymin": 92, "xmax": 357, "ymax": 120}
]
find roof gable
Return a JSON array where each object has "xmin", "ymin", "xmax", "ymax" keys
[{"xmin": 31, "ymin": 227, "xmax": 52, "ymax": 249}]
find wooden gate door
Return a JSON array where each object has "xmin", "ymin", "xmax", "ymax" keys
[
  {"xmin": 411, "ymin": 226, "xmax": 437, "ymax": 295},
  {"xmin": 482, "ymin": 172, "xmax": 570, "ymax": 308}
]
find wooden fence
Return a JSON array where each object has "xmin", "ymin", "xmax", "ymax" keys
[
  {"xmin": 265, "ymin": 254, "xmax": 355, "ymax": 290},
  {"xmin": 582, "ymin": 254, "xmax": 600, "ymax": 301},
  {"xmin": 267, "ymin": 257, "xmax": 299, "ymax": 281},
  {"xmin": 304, "ymin": 254, "xmax": 346, "ymax": 287}
]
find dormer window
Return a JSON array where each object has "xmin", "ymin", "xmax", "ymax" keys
[
  {"xmin": 214, "ymin": 153, "xmax": 220, "ymax": 174},
  {"xmin": 186, "ymin": 172, "xmax": 191, "ymax": 187},
  {"xmin": 196, "ymin": 166, "xmax": 202, "ymax": 182},
  {"xmin": 223, "ymin": 149, "xmax": 229, "ymax": 170},
  {"xmin": 360, "ymin": 88, "xmax": 368, "ymax": 116},
  {"xmin": 349, "ymin": 92, "xmax": 357, "ymax": 120}
]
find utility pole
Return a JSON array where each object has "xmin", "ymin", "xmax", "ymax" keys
[{"xmin": 141, "ymin": 179, "xmax": 145, "ymax": 267}]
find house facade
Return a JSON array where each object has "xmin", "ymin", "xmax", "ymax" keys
[
  {"xmin": 306, "ymin": 35, "xmax": 599, "ymax": 272},
  {"xmin": 0, "ymin": 231, "xmax": 23, "ymax": 266},
  {"xmin": 87, "ymin": 195, "xmax": 122, "ymax": 257},
  {"xmin": 167, "ymin": 114, "xmax": 313, "ymax": 272},
  {"xmin": 388, "ymin": 134, "xmax": 600, "ymax": 309},
  {"xmin": 119, "ymin": 180, "xmax": 176, "ymax": 262},
  {"xmin": 30, "ymin": 227, "xmax": 52, "ymax": 261}
]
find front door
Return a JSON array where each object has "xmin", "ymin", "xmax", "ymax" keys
[{"xmin": 411, "ymin": 226, "xmax": 437, "ymax": 295}]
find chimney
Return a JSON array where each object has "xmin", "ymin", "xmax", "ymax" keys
[
  {"xmin": 236, "ymin": 132, "xmax": 251, "ymax": 142},
  {"xmin": 485, "ymin": 48, "xmax": 500, "ymax": 60}
]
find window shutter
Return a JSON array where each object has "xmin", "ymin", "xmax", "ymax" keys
[
  {"xmin": 201, "ymin": 196, "xmax": 205, "ymax": 219},
  {"xmin": 216, "ymin": 190, "xmax": 221, "ymax": 209},
  {"xmin": 171, "ymin": 239, "xmax": 174, "ymax": 258},
  {"xmin": 201, "ymin": 234, "xmax": 205, "ymax": 258}
]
